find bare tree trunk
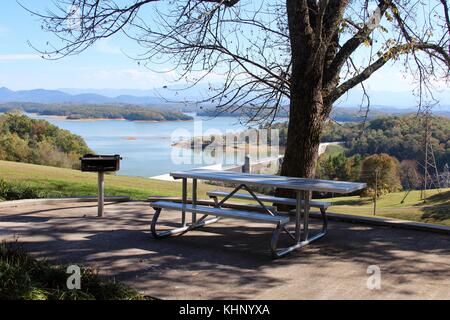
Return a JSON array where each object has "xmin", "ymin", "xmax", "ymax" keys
[
  {"xmin": 275, "ymin": 0, "xmax": 329, "ymax": 202},
  {"xmin": 281, "ymin": 0, "xmax": 327, "ymax": 180},
  {"xmin": 281, "ymin": 93, "xmax": 324, "ymax": 179},
  {"xmin": 276, "ymin": 82, "xmax": 327, "ymax": 201}
]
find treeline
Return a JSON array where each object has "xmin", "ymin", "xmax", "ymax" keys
[
  {"xmin": 0, "ymin": 102, "xmax": 193, "ymax": 121},
  {"xmin": 330, "ymin": 107, "xmax": 388, "ymax": 122},
  {"xmin": 262, "ymin": 114, "xmax": 449, "ymax": 195},
  {"xmin": 316, "ymin": 153, "xmax": 404, "ymax": 197},
  {"xmin": 323, "ymin": 115, "xmax": 449, "ymax": 170},
  {"xmin": 317, "ymin": 115, "xmax": 450, "ymax": 195},
  {"xmin": 197, "ymin": 109, "xmax": 289, "ymax": 118},
  {"xmin": 0, "ymin": 112, "xmax": 92, "ymax": 169},
  {"xmin": 270, "ymin": 114, "xmax": 450, "ymax": 171},
  {"xmin": 196, "ymin": 106, "xmax": 423, "ymax": 122}
]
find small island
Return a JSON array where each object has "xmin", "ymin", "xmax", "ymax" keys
[{"xmin": 0, "ymin": 102, "xmax": 193, "ymax": 122}]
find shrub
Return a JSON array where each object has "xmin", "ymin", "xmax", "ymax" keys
[
  {"xmin": 0, "ymin": 112, "xmax": 92, "ymax": 169},
  {"xmin": 0, "ymin": 179, "xmax": 47, "ymax": 201},
  {"xmin": 0, "ymin": 243, "xmax": 145, "ymax": 300}
]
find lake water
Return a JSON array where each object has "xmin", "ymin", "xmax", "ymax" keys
[{"xmin": 29, "ymin": 113, "xmax": 259, "ymax": 177}]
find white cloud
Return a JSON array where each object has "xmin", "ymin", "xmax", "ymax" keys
[{"xmin": 0, "ymin": 54, "xmax": 41, "ymax": 61}]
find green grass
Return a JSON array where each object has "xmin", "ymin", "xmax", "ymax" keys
[
  {"xmin": 0, "ymin": 160, "xmax": 226, "ymax": 200},
  {"xmin": 0, "ymin": 242, "xmax": 146, "ymax": 300},
  {"xmin": 323, "ymin": 188, "xmax": 450, "ymax": 226},
  {"xmin": 0, "ymin": 160, "xmax": 448, "ymax": 226},
  {"xmin": 322, "ymin": 144, "xmax": 345, "ymax": 157}
]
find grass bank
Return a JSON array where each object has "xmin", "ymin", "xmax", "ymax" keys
[
  {"xmin": 0, "ymin": 160, "xmax": 222, "ymax": 200},
  {"xmin": 0, "ymin": 160, "xmax": 448, "ymax": 226},
  {"xmin": 323, "ymin": 188, "xmax": 450, "ymax": 226}
]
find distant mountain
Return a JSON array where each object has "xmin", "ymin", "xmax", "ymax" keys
[
  {"xmin": 0, "ymin": 87, "xmax": 165, "ymax": 105},
  {"xmin": 367, "ymin": 105, "xmax": 450, "ymax": 117},
  {"xmin": 1, "ymin": 86, "xmax": 449, "ymax": 114},
  {"xmin": 332, "ymin": 106, "xmax": 450, "ymax": 120},
  {"xmin": 0, "ymin": 102, "xmax": 193, "ymax": 121},
  {"xmin": 59, "ymin": 84, "xmax": 212, "ymax": 101}
]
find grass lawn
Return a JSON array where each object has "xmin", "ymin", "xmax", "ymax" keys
[
  {"xmin": 0, "ymin": 160, "xmax": 226, "ymax": 200},
  {"xmin": 322, "ymin": 144, "xmax": 345, "ymax": 157},
  {"xmin": 323, "ymin": 188, "xmax": 450, "ymax": 226},
  {"xmin": 1, "ymin": 160, "xmax": 449, "ymax": 226}
]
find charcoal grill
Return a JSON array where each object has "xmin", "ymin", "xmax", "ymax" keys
[
  {"xmin": 80, "ymin": 154, "xmax": 122, "ymax": 217},
  {"xmin": 80, "ymin": 154, "xmax": 121, "ymax": 172}
]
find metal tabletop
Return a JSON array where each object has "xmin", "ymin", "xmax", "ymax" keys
[
  {"xmin": 149, "ymin": 169, "xmax": 367, "ymax": 258},
  {"xmin": 171, "ymin": 169, "xmax": 367, "ymax": 194}
]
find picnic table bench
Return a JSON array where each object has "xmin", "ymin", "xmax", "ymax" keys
[
  {"xmin": 150, "ymin": 169, "xmax": 366, "ymax": 258},
  {"xmin": 207, "ymin": 190, "xmax": 331, "ymax": 214}
]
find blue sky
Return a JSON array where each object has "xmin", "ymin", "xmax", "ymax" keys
[
  {"xmin": 0, "ymin": 0, "xmax": 448, "ymax": 99},
  {"xmin": 0, "ymin": 0, "xmax": 166, "ymax": 90}
]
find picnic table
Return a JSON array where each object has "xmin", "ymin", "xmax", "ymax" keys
[{"xmin": 150, "ymin": 169, "xmax": 366, "ymax": 258}]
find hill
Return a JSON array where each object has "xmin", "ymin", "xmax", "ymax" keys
[
  {"xmin": 0, "ymin": 87, "xmax": 163, "ymax": 105},
  {"xmin": 323, "ymin": 189, "xmax": 450, "ymax": 226},
  {"xmin": 0, "ymin": 102, "xmax": 193, "ymax": 121},
  {"xmin": 339, "ymin": 115, "xmax": 450, "ymax": 170},
  {"xmin": 0, "ymin": 112, "xmax": 92, "ymax": 169},
  {"xmin": 0, "ymin": 160, "xmax": 448, "ymax": 226},
  {"xmin": 272, "ymin": 114, "xmax": 450, "ymax": 170},
  {"xmin": 0, "ymin": 160, "xmax": 218, "ymax": 200}
]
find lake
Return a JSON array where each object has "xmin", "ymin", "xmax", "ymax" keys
[{"xmin": 29, "ymin": 113, "xmax": 262, "ymax": 177}]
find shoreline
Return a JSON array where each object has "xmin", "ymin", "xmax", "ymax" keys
[{"xmin": 28, "ymin": 113, "xmax": 194, "ymax": 123}]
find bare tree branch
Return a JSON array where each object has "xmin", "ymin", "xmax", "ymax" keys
[
  {"xmin": 327, "ymin": 42, "xmax": 450, "ymax": 104},
  {"xmin": 22, "ymin": 0, "xmax": 450, "ymax": 178}
]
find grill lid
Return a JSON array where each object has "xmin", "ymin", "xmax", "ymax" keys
[{"xmin": 80, "ymin": 154, "xmax": 122, "ymax": 172}]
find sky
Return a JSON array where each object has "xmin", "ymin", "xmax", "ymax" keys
[
  {"xmin": 0, "ymin": 0, "xmax": 448, "ymax": 99},
  {"xmin": 0, "ymin": 0, "xmax": 172, "ymax": 91}
]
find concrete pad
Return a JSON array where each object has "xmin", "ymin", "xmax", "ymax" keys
[{"xmin": 0, "ymin": 201, "xmax": 449, "ymax": 300}]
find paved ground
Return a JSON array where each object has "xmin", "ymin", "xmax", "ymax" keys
[{"xmin": 0, "ymin": 201, "xmax": 449, "ymax": 299}]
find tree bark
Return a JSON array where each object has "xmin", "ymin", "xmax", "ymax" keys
[
  {"xmin": 275, "ymin": 87, "xmax": 327, "ymax": 204},
  {"xmin": 280, "ymin": 0, "xmax": 327, "ymax": 180},
  {"xmin": 281, "ymin": 91, "xmax": 325, "ymax": 179},
  {"xmin": 275, "ymin": 0, "xmax": 330, "ymax": 201},
  {"xmin": 276, "ymin": 84, "xmax": 327, "ymax": 202}
]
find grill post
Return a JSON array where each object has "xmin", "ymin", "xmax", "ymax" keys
[
  {"xmin": 80, "ymin": 154, "xmax": 121, "ymax": 218},
  {"xmin": 98, "ymin": 172, "xmax": 105, "ymax": 217}
]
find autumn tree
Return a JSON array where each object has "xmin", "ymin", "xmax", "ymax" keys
[
  {"xmin": 316, "ymin": 153, "xmax": 362, "ymax": 182},
  {"xmin": 400, "ymin": 159, "xmax": 421, "ymax": 190},
  {"xmin": 360, "ymin": 153, "xmax": 402, "ymax": 196},
  {"xmin": 25, "ymin": 0, "xmax": 450, "ymax": 184}
]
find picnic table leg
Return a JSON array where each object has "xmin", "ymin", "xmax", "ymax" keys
[
  {"xmin": 150, "ymin": 207, "xmax": 220, "ymax": 239},
  {"xmin": 302, "ymin": 190, "xmax": 311, "ymax": 241},
  {"xmin": 319, "ymin": 208, "xmax": 328, "ymax": 236},
  {"xmin": 295, "ymin": 191, "xmax": 303, "ymax": 242},
  {"xmin": 150, "ymin": 177, "xmax": 224, "ymax": 239},
  {"xmin": 181, "ymin": 178, "xmax": 187, "ymax": 227},
  {"xmin": 271, "ymin": 189, "xmax": 328, "ymax": 258},
  {"xmin": 192, "ymin": 178, "xmax": 197, "ymax": 224}
]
